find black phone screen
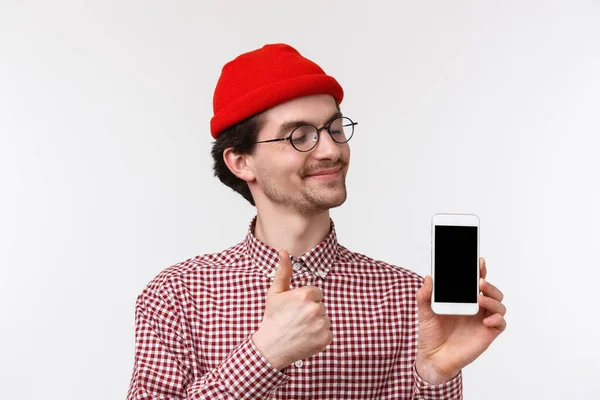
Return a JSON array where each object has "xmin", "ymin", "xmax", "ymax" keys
[{"xmin": 434, "ymin": 225, "xmax": 478, "ymax": 303}]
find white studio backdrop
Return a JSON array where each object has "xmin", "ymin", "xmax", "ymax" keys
[{"xmin": 1, "ymin": 1, "xmax": 599, "ymax": 398}]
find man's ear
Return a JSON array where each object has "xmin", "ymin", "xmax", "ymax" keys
[{"xmin": 223, "ymin": 148, "xmax": 256, "ymax": 182}]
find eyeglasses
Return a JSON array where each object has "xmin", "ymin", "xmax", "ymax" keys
[{"xmin": 254, "ymin": 116, "xmax": 357, "ymax": 152}]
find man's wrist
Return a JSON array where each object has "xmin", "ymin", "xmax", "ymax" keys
[
  {"xmin": 213, "ymin": 336, "xmax": 290, "ymax": 398},
  {"xmin": 415, "ymin": 357, "xmax": 459, "ymax": 385},
  {"xmin": 251, "ymin": 331, "xmax": 290, "ymax": 370}
]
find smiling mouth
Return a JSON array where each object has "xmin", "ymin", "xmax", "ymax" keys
[
  {"xmin": 306, "ymin": 166, "xmax": 343, "ymax": 177},
  {"xmin": 305, "ymin": 168, "xmax": 343, "ymax": 180}
]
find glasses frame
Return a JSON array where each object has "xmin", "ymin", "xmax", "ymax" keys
[{"xmin": 254, "ymin": 116, "xmax": 358, "ymax": 152}]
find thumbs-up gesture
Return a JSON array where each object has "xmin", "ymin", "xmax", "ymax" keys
[{"xmin": 252, "ymin": 250, "xmax": 332, "ymax": 370}]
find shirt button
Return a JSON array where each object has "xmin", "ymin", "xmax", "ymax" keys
[
  {"xmin": 294, "ymin": 360, "xmax": 303, "ymax": 368},
  {"xmin": 292, "ymin": 262, "xmax": 302, "ymax": 271}
]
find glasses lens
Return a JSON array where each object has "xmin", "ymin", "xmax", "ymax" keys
[
  {"xmin": 329, "ymin": 117, "xmax": 354, "ymax": 143},
  {"xmin": 291, "ymin": 125, "xmax": 318, "ymax": 151}
]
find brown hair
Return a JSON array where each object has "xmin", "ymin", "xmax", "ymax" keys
[{"xmin": 211, "ymin": 114, "xmax": 264, "ymax": 206}]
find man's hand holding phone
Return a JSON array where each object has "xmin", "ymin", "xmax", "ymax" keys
[{"xmin": 415, "ymin": 256, "xmax": 507, "ymax": 385}]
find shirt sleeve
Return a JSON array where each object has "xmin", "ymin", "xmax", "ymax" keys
[
  {"xmin": 411, "ymin": 363, "xmax": 463, "ymax": 400},
  {"xmin": 126, "ymin": 285, "xmax": 290, "ymax": 400}
]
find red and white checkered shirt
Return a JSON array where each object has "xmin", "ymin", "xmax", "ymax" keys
[{"xmin": 126, "ymin": 217, "xmax": 462, "ymax": 399}]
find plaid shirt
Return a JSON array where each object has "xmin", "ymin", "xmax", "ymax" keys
[{"xmin": 126, "ymin": 217, "xmax": 462, "ymax": 399}]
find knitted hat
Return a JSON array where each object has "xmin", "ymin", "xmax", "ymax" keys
[{"xmin": 210, "ymin": 43, "xmax": 344, "ymax": 138}]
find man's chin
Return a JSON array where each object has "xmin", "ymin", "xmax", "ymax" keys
[
  {"xmin": 326, "ymin": 198, "xmax": 346, "ymax": 210},
  {"xmin": 317, "ymin": 190, "xmax": 348, "ymax": 210}
]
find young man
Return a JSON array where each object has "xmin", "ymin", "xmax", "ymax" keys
[{"xmin": 126, "ymin": 43, "xmax": 507, "ymax": 399}]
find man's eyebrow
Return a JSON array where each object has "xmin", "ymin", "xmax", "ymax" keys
[{"xmin": 276, "ymin": 111, "xmax": 343, "ymax": 137}]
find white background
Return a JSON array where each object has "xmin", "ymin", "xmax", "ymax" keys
[{"xmin": 1, "ymin": 1, "xmax": 599, "ymax": 398}]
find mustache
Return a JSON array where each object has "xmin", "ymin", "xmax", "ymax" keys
[{"xmin": 302, "ymin": 160, "xmax": 348, "ymax": 177}]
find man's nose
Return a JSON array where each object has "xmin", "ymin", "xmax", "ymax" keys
[{"xmin": 312, "ymin": 129, "xmax": 343, "ymax": 160}]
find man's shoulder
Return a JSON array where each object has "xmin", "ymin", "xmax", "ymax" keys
[
  {"xmin": 140, "ymin": 241, "xmax": 248, "ymax": 295},
  {"xmin": 337, "ymin": 244, "xmax": 425, "ymax": 286}
]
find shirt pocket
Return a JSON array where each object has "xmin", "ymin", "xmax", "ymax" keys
[{"xmin": 337, "ymin": 352, "xmax": 397, "ymax": 397}]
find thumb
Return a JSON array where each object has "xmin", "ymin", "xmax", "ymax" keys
[
  {"xmin": 416, "ymin": 275, "xmax": 434, "ymax": 316},
  {"xmin": 268, "ymin": 250, "xmax": 293, "ymax": 295}
]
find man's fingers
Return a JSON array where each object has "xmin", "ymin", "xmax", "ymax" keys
[
  {"xmin": 268, "ymin": 250, "xmax": 293, "ymax": 295},
  {"xmin": 299, "ymin": 286, "xmax": 324, "ymax": 302},
  {"xmin": 479, "ymin": 257, "xmax": 487, "ymax": 280},
  {"xmin": 319, "ymin": 303, "xmax": 327, "ymax": 316},
  {"xmin": 480, "ymin": 279, "xmax": 504, "ymax": 302},
  {"xmin": 478, "ymin": 294, "xmax": 507, "ymax": 316},
  {"xmin": 483, "ymin": 313, "xmax": 507, "ymax": 332}
]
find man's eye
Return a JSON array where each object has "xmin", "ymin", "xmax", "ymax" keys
[
  {"xmin": 292, "ymin": 134, "xmax": 308, "ymax": 144},
  {"xmin": 292, "ymin": 126, "xmax": 314, "ymax": 143}
]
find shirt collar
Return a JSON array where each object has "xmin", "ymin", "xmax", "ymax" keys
[{"xmin": 244, "ymin": 216, "xmax": 339, "ymax": 280}]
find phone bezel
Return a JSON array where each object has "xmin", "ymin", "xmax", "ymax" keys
[{"xmin": 431, "ymin": 213, "xmax": 480, "ymax": 315}]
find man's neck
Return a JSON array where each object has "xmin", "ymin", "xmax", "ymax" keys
[{"xmin": 253, "ymin": 209, "xmax": 332, "ymax": 259}]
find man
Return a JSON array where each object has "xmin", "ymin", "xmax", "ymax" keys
[{"xmin": 126, "ymin": 43, "xmax": 507, "ymax": 399}]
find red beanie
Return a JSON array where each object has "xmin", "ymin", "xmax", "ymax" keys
[{"xmin": 210, "ymin": 43, "xmax": 344, "ymax": 138}]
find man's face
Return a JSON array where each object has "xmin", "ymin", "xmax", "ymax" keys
[{"xmin": 248, "ymin": 94, "xmax": 351, "ymax": 216}]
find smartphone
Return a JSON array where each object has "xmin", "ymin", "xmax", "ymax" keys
[{"xmin": 431, "ymin": 213, "xmax": 480, "ymax": 315}]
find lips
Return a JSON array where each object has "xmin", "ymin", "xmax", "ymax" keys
[{"xmin": 306, "ymin": 166, "xmax": 342, "ymax": 177}]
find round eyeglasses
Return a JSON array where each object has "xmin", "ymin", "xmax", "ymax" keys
[{"xmin": 254, "ymin": 116, "xmax": 357, "ymax": 152}]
